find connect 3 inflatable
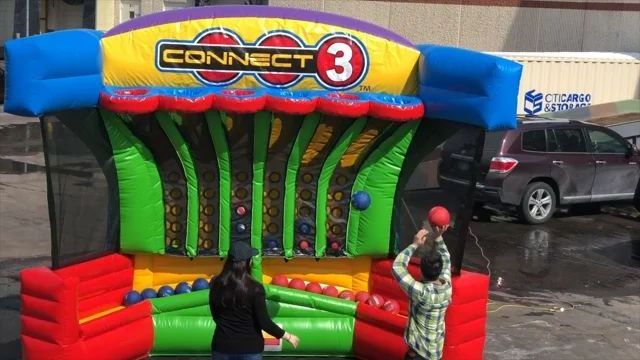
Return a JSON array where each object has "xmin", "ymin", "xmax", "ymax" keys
[{"xmin": 4, "ymin": 5, "xmax": 521, "ymax": 359}]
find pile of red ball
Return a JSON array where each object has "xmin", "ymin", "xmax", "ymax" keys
[{"xmin": 270, "ymin": 275, "xmax": 401, "ymax": 314}]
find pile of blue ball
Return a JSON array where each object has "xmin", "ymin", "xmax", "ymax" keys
[{"xmin": 123, "ymin": 277, "xmax": 213, "ymax": 306}]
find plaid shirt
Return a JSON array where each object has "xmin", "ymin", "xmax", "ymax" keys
[{"xmin": 392, "ymin": 238, "xmax": 452, "ymax": 360}]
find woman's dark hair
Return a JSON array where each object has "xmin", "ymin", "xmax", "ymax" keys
[
  {"xmin": 420, "ymin": 251, "xmax": 443, "ymax": 282},
  {"xmin": 217, "ymin": 258, "xmax": 256, "ymax": 308}
]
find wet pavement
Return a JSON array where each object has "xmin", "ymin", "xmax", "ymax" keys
[
  {"xmin": 463, "ymin": 211, "xmax": 639, "ymax": 360},
  {"xmin": 0, "ymin": 113, "xmax": 638, "ymax": 359}
]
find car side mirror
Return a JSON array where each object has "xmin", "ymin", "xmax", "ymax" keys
[{"xmin": 626, "ymin": 144, "xmax": 637, "ymax": 157}]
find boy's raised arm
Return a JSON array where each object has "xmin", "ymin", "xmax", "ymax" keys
[
  {"xmin": 392, "ymin": 230, "xmax": 427, "ymax": 297},
  {"xmin": 433, "ymin": 233, "xmax": 452, "ymax": 284}
]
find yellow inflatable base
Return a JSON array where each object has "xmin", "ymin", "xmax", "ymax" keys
[{"xmin": 132, "ymin": 254, "xmax": 371, "ymax": 293}]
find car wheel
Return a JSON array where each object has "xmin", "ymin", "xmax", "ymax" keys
[{"xmin": 519, "ymin": 182, "xmax": 556, "ymax": 224}]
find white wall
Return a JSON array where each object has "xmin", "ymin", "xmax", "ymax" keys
[
  {"xmin": 46, "ymin": 0, "xmax": 83, "ymax": 31},
  {"xmin": 495, "ymin": 53, "xmax": 640, "ymax": 115}
]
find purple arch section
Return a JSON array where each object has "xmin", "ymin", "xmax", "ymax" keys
[{"xmin": 104, "ymin": 5, "xmax": 414, "ymax": 47}]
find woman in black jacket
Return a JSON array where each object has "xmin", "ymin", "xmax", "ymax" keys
[{"xmin": 209, "ymin": 241, "xmax": 299, "ymax": 360}]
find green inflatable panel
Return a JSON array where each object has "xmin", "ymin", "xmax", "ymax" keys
[
  {"xmin": 151, "ymin": 285, "xmax": 356, "ymax": 317},
  {"xmin": 151, "ymin": 289, "xmax": 210, "ymax": 314},
  {"xmin": 152, "ymin": 298, "xmax": 347, "ymax": 319},
  {"xmin": 150, "ymin": 287, "xmax": 355, "ymax": 356},
  {"xmin": 315, "ymin": 117, "xmax": 367, "ymax": 257},
  {"xmin": 346, "ymin": 121, "xmax": 419, "ymax": 256},
  {"xmin": 153, "ymin": 314, "xmax": 215, "ymax": 355},
  {"xmin": 283, "ymin": 113, "xmax": 320, "ymax": 259},
  {"xmin": 265, "ymin": 284, "xmax": 357, "ymax": 317},
  {"xmin": 157, "ymin": 112, "xmax": 199, "ymax": 258},
  {"xmin": 205, "ymin": 111, "xmax": 231, "ymax": 257},
  {"xmin": 100, "ymin": 110, "xmax": 164, "ymax": 254},
  {"xmin": 251, "ymin": 111, "xmax": 271, "ymax": 280},
  {"xmin": 153, "ymin": 314, "xmax": 354, "ymax": 356}
]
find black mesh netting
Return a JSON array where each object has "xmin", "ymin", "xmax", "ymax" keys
[
  {"xmin": 41, "ymin": 109, "xmax": 119, "ymax": 269},
  {"xmin": 395, "ymin": 119, "xmax": 485, "ymax": 274}
]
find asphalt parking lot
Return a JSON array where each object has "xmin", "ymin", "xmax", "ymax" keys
[{"xmin": 0, "ymin": 113, "xmax": 638, "ymax": 359}]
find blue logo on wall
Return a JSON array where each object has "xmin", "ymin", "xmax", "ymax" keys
[
  {"xmin": 523, "ymin": 89, "xmax": 592, "ymax": 115},
  {"xmin": 524, "ymin": 89, "xmax": 543, "ymax": 115}
]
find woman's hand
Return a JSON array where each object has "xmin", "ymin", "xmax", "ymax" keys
[
  {"xmin": 413, "ymin": 229, "xmax": 429, "ymax": 246},
  {"xmin": 283, "ymin": 332, "xmax": 300, "ymax": 348}
]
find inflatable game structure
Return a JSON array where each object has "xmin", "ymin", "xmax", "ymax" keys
[{"xmin": 4, "ymin": 6, "xmax": 521, "ymax": 360}]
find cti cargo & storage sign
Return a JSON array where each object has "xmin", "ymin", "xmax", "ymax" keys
[{"xmin": 524, "ymin": 89, "xmax": 592, "ymax": 115}]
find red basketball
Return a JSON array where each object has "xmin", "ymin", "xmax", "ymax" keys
[
  {"xmin": 305, "ymin": 282, "xmax": 323, "ymax": 294},
  {"xmin": 339, "ymin": 290, "xmax": 355, "ymax": 301},
  {"xmin": 271, "ymin": 275, "xmax": 289, "ymax": 287},
  {"xmin": 355, "ymin": 291, "xmax": 370, "ymax": 303},
  {"xmin": 288, "ymin": 278, "xmax": 306, "ymax": 290},
  {"xmin": 298, "ymin": 240, "xmax": 309, "ymax": 250},
  {"xmin": 428, "ymin": 206, "xmax": 451, "ymax": 228},
  {"xmin": 322, "ymin": 285, "xmax": 339, "ymax": 297},
  {"xmin": 366, "ymin": 294, "xmax": 384, "ymax": 308},
  {"xmin": 383, "ymin": 299, "xmax": 400, "ymax": 314}
]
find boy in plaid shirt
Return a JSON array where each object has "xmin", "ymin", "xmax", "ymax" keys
[{"xmin": 392, "ymin": 227, "xmax": 452, "ymax": 360}]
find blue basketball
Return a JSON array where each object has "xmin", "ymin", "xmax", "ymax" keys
[
  {"xmin": 141, "ymin": 288, "xmax": 157, "ymax": 299},
  {"xmin": 298, "ymin": 222, "xmax": 311, "ymax": 234},
  {"xmin": 236, "ymin": 223, "xmax": 247, "ymax": 233},
  {"xmin": 351, "ymin": 191, "xmax": 371, "ymax": 210},
  {"xmin": 175, "ymin": 281, "xmax": 192, "ymax": 294},
  {"xmin": 266, "ymin": 239, "xmax": 278, "ymax": 249},
  {"xmin": 192, "ymin": 278, "xmax": 210, "ymax": 291},
  {"xmin": 157, "ymin": 285, "xmax": 174, "ymax": 298},
  {"xmin": 123, "ymin": 290, "xmax": 142, "ymax": 306}
]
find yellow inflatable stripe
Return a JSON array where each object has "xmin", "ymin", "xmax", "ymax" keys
[
  {"xmin": 133, "ymin": 254, "xmax": 223, "ymax": 291},
  {"xmin": 79, "ymin": 306, "xmax": 125, "ymax": 324},
  {"xmin": 132, "ymin": 254, "xmax": 371, "ymax": 292},
  {"xmin": 261, "ymin": 257, "xmax": 371, "ymax": 292}
]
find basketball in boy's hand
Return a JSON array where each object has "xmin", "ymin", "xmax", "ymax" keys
[{"xmin": 428, "ymin": 206, "xmax": 450, "ymax": 228}]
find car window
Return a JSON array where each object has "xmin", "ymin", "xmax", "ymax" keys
[
  {"xmin": 522, "ymin": 130, "xmax": 546, "ymax": 152},
  {"xmin": 587, "ymin": 129, "xmax": 627, "ymax": 154},
  {"xmin": 549, "ymin": 128, "xmax": 587, "ymax": 153}
]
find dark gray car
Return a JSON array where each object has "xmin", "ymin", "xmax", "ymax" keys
[{"xmin": 440, "ymin": 118, "xmax": 640, "ymax": 224}]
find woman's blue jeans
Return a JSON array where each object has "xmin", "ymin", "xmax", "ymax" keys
[{"xmin": 212, "ymin": 351, "xmax": 262, "ymax": 360}]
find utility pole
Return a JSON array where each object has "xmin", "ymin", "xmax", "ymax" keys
[{"xmin": 25, "ymin": 0, "xmax": 30, "ymax": 36}]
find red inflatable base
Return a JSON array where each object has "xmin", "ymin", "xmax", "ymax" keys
[
  {"xmin": 20, "ymin": 254, "xmax": 153, "ymax": 360},
  {"xmin": 354, "ymin": 259, "xmax": 489, "ymax": 360}
]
